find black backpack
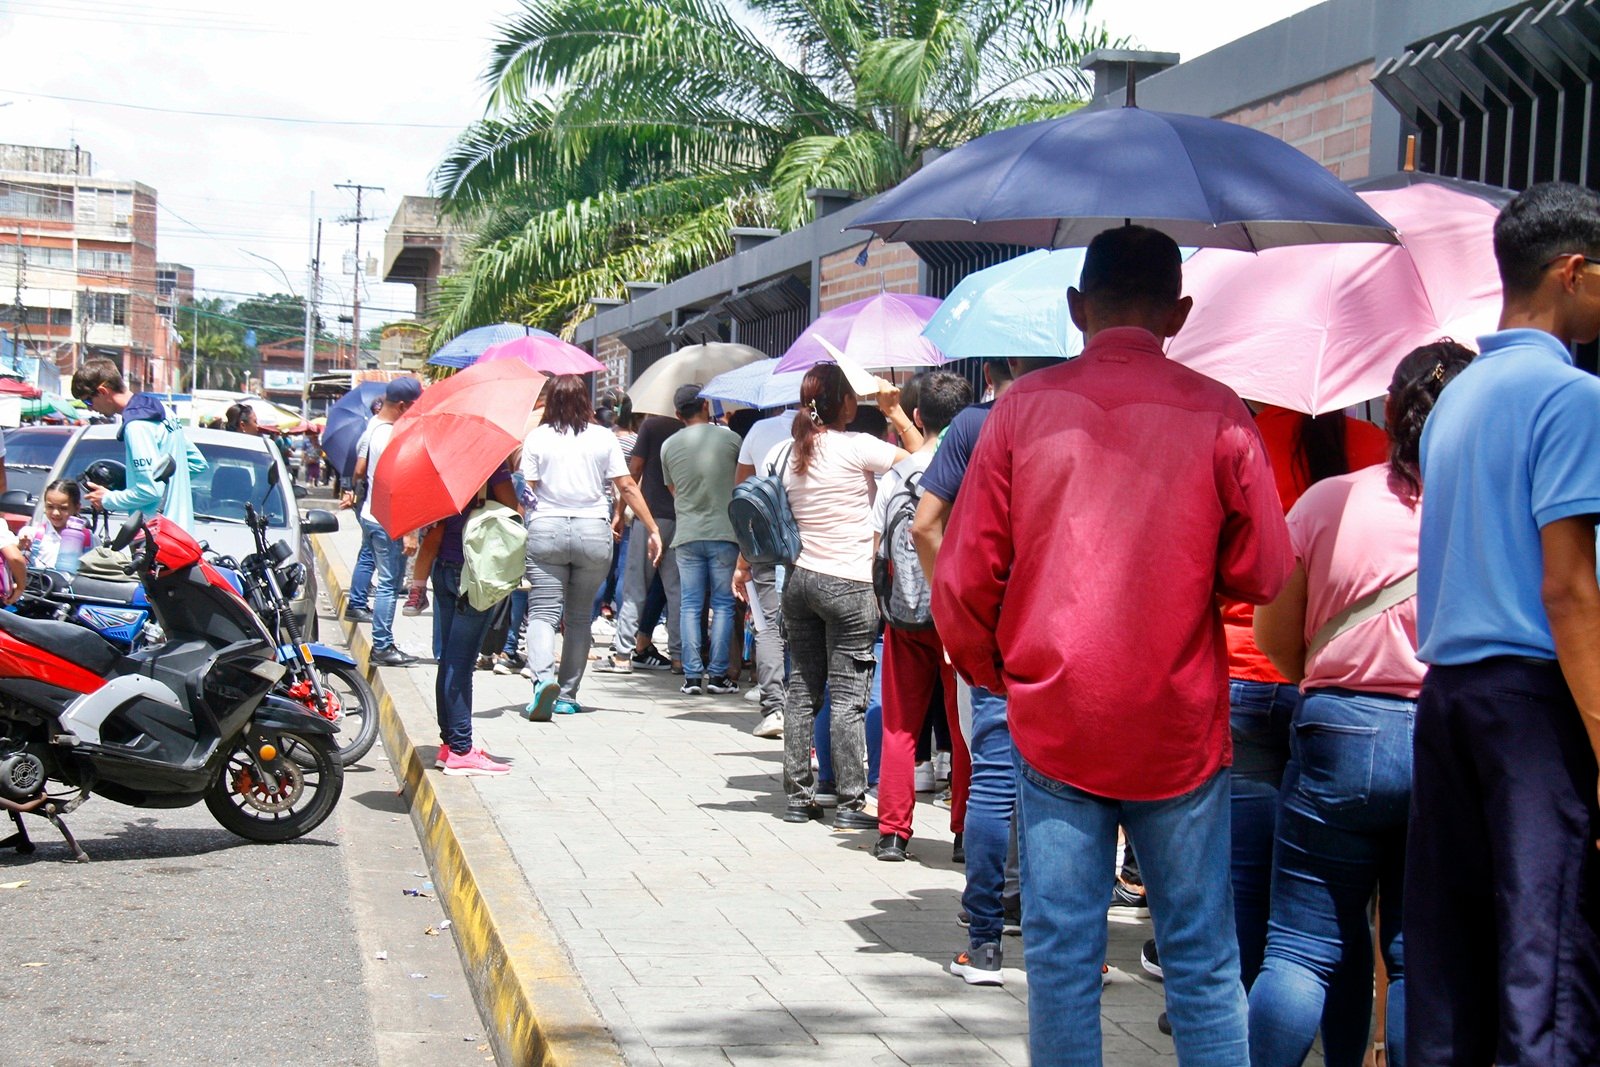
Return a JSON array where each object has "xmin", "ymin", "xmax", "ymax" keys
[
  {"xmin": 873, "ymin": 470, "xmax": 935, "ymax": 630},
  {"xmin": 728, "ymin": 443, "xmax": 803, "ymax": 566}
]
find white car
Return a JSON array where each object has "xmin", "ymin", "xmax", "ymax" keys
[{"xmin": 41, "ymin": 425, "xmax": 330, "ymax": 638}]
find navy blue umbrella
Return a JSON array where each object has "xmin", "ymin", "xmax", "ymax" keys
[
  {"xmin": 321, "ymin": 380, "xmax": 389, "ymax": 481},
  {"xmin": 427, "ymin": 322, "xmax": 557, "ymax": 369},
  {"xmin": 851, "ymin": 107, "xmax": 1398, "ymax": 252}
]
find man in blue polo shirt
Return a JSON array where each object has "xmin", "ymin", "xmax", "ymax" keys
[{"xmin": 1408, "ymin": 182, "xmax": 1600, "ymax": 1066}]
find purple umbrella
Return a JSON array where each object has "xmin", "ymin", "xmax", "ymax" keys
[
  {"xmin": 774, "ymin": 293, "xmax": 945, "ymax": 373},
  {"xmin": 478, "ymin": 335, "xmax": 605, "ymax": 375}
]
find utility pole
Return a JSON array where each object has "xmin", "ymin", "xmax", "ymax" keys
[
  {"xmin": 9, "ymin": 226, "xmax": 25, "ymax": 375},
  {"xmin": 334, "ymin": 181, "xmax": 382, "ymax": 372},
  {"xmin": 299, "ymin": 192, "xmax": 317, "ymax": 422}
]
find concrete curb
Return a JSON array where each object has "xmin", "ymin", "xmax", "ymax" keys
[{"xmin": 312, "ymin": 534, "xmax": 626, "ymax": 1067}]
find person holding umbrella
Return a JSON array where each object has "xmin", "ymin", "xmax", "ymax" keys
[{"xmin": 935, "ymin": 226, "xmax": 1291, "ymax": 1064}]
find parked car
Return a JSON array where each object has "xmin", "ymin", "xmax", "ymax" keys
[
  {"xmin": 39, "ymin": 425, "xmax": 324, "ymax": 638},
  {"xmin": 1, "ymin": 425, "xmax": 78, "ymax": 529}
]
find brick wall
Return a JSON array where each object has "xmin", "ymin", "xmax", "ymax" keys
[
  {"xmin": 818, "ymin": 241, "xmax": 920, "ymax": 313},
  {"xmin": 1218, "ymin": 61, "xmax": 1376, "ymax": 181}
]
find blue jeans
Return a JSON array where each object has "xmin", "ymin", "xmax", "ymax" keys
[
  {"xmin": 1250, "ymin": 688, "xmax": 1414, "ymax": 1067},
  {"xmin": 1017, "ymin": 760, "xmax": 1245, "ymax": 1067},
  {"xmin": 1230, "ymin": 679, "xmax": 1299, "ymax": 988},
  {"xmin": 961, "ymin": 683, "xmax": 1015, "ymax": 946},
  {"xmin": 348, "ymin": 530, "xmax": 375, "ymax": 611},
  {"xmin": 593, "ymin": 524, "xmax": 629, "ymax": 620},
  {"xmin": 432, "ymin": 561, "xmax": 491, "ymax": 756},
  {"xmin": 501, "ymin": 588, "xmax": 528, "ymax": 657},
  {"xmin": 815, "ymin": 635, "xmax": 883, "ymax": 787},
  {"xmin": 675, "ymin": 539, "xmax": 739, "ymax": 679},
  {"xmin": 360, "ymin": 516, "xmax": 405, "ymax": 650}
]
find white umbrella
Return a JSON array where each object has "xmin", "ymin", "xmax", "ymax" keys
[{"xmin": 630, "ymin": 343, "xmax": 766, "ymax": 417}]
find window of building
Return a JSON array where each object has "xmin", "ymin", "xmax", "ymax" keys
[
  {"xmin": 78, "ymin": 249, "xmax": 132, "ymax": 274},
  {"xmin": 78, "ymin": 291, "xmax": 128, "ymax": 326},
  {"xmin": 52, "ymin": 308, "xmax": 72, "ymax": 326},
  {"xmin": 0, "ymin": 182, "xmax": 73, "ymax": 221}
]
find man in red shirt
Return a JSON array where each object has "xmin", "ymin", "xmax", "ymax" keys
[{"xmin": 934, "ymin": 226, "xmax": 1291, "ymax": 1066}]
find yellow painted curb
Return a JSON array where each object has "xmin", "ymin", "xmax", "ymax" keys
[{"xmin": 313, "ymin": 534, "xmax": 625, "ymax": 1067}]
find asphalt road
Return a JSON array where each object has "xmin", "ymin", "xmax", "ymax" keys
[{"xmin": 0, "ymin": 605, "xmax": 491, "ymax": 1067}]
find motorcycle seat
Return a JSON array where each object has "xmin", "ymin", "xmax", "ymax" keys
[
  {"xmin": 64, "ymin": 574, "xmax": 142, "ymax": 604},
  {"xmin": 0, "ymin": 609, "xmax": 120, "ymax": 676}
]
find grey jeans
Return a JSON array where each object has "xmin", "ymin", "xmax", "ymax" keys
[
  {"xmin": 781, "ymin": 567, "xmax": 879, "ymax": 811},
  {"xmin": 750, "ymin": 563, "xmax": 787, "ymax": 717},
  {"xmin": 611, "ymin": 517, "xmax": 680, "ymax": 660},
  {"xmin": 525, "ymin": 515, "xmax": 613, "ymax": 700}
]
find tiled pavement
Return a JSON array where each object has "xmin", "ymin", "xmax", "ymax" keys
[{"xmin": 326, "ymin": 517, "xmax": 1322, "ymax": 1066}]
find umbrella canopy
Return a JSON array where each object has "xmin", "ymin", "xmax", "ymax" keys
[
  {"xmin": 371, "ymin": 360, "xmax": 547, "ymax": 537},
  {"xmin": 851, "ymin": 107, "xmax": 1398, "ymax": 252},
  {"xmin": 20, "ymin": 393, "xmax": 83, "ymax": 422},
  {"xmin": 923, "ymin": 249, "xmax": 1088, "ymax": 361},
  {"xmin": 630, "ymin": 343, "xmax": 767, "ymax": 417},
  {"xmin": 478, "ymin": 335, "xmax": 605, "ymax": 375},
  {"xmin": 774, "ymin": 293, "xmax": 945, "ymax": 373},
  {"xmin": 1168, "ymin": 184, "xmax": 1503, "ymax": 415},
  {"xmin": 700, "ymin": 360, "xmax": 806, "ymax": 411},
  {"xmin": 0, "ymin": 377, "xmax": 41, "ymax": 399},
  {"xmin": 428, "ymin": 323, "xmax": 558, "ymax": 369},
  {"xmin": 321, "ymin": 380, "xmax": 389, "ymax": 480},
  {"xmin": 190, "ymin": 392, "xmax": 305, "ymax": 430}
]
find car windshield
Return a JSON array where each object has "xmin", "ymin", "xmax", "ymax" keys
[
  {"xmin": 4, "ymin": 429, "xmax": 73, "ymax": 503},
  {"xmin": 61, "ymin": 436, "xmax": 289, "ymax": 528}
]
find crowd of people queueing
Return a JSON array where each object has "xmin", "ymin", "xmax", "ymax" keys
[{"xmin": 339, "ymin": 181, "xmax": 1600, "ymax": 1067}]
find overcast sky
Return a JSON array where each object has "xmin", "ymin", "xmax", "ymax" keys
[{"xmin": 0, "ymin": 0, "xmax": 1322, "ymax": 333}]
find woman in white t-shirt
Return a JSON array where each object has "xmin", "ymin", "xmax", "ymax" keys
[
  {"xmin": 772, "ymin": 362, "xmax": 910, "ymax": 827},
  {"xmin": 520, "ymin": 375, "xmax": 662, "ymax": 722}
]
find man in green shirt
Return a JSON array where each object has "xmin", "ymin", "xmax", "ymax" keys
[{"xmin": 660, "ymin": 384, "xmax": 743, "ymax": 696}]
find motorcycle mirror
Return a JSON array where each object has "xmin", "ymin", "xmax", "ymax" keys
[
  {"xmin": 300, "ymin": 509, "xmax": 338, "ymax": 535},
  {"xmin": 110, "ymin": 512, "xmax": 145, "ymax": 552},
  {"xmin": 0, "ymin": 489, "xmax": 28, "ymax": 508}
]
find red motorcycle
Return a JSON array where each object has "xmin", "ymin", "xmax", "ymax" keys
[{"xmin": 0, "ymin": 509, "xmax": 344, "ymax": 860}]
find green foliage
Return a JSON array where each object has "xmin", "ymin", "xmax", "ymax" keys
[
  {"xmin": 174, "ymin": 298, "xmax": 251, "ymax": 391},
  {"xmin": 432, "ymin": 0, "xmax": 1114, "ymax": 341},
  {"xmin": 232, "ymin": 292, "xmax": 323, "ymax": 342}
]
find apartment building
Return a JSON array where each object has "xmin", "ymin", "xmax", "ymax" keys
[{"xmin": 0, "ymin": 143, "xmax": 181, "ymax": 392}]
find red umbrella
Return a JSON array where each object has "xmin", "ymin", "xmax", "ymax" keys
[
  {"xmin": 0, "ymin": 378, "xmax": 41, "ymax": 399},
  {"xmin": 371, "ymin": 361, "xmax": 547, "ymax": 536},
  {"xmin": 478, "ymin": 335, "xmax": 605, "ymax": 375}
]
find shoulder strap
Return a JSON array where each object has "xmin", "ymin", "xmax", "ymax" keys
[
  {"xmin": 1305, "ymin": 570, "xmax": 1418, "ymax": 660},
  {"xmin": 768, "ymin": 442, "xmax": 794, "ymax": 481}
]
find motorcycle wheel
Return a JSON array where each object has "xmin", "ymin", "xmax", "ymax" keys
[
  {"xmin": 205, "ymin": 731, "xmax": 343, "ymax": 843},
  {"xmin": 310, "ymin": 657, "xmax": 379, "ymax": 766}
]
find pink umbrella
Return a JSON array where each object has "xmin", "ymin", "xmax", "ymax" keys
[
  {"xmin": 774, "ymin": 293, "xmax": 944, "ymax": 373},
  {"xmin": 477, "ymin": 334, "xmax": 605, "ymax": 375},
  {"xmin": 1168, "ymin": 184, "xmax": 1502, "ymax": 415}
]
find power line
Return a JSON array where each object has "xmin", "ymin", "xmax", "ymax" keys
[{"xmin": 0, "ymin": 86, "xmax": 466, "ymax": 129}]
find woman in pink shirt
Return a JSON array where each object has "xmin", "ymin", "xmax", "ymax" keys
[{"xmin": 1250, "ymin": 340, "xmax": 1476, "ymax": 1067}]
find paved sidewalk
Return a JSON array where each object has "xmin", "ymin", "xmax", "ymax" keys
[{"xmin": 327, "ymin": 518, "xmax": 1309, "ymax": 1066}]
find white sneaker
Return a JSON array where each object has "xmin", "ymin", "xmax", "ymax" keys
[
  {"xmin": 743, "ymin": 686, "xmax": 762, "ymax": 704},
  {"xmin": 592, "ymin": 617, "xmax": 617, "ymax": 640},
  {"xmin": 934, "ymin": 751, "xmax": 952, "ymax": 783},
  {"xmin": 914, "ymin": 761, "xmax": 936, "ymax": 792},
  {"xmin": 752, "ymin": 711, "xmax": 783, "ymax": 739}
]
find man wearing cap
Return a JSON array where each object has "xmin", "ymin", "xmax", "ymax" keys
[
  {"xmin": 348, "ymin": 377, "xmax": 422, "ymax": 667},
  {"xmin": 660, "ymin": 384, "xmax": 743, "ymax": 695}
]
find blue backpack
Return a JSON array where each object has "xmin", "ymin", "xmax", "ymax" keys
[{"xmin": 728, "ymin": 443, "xmax": 802, "ymax": 566}]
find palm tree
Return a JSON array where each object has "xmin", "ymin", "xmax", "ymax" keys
[{"xmin": 432, "ymin": 0, "xmax": 1109, "ymax": 340}]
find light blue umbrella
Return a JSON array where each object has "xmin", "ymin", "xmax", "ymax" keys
[
  {"xmin": 428, "ymin": 322, "xmax": 558, "ymax": 369},
  {"xmin": 923, "ymin": 249, "xmax": 1087, "ymax": 361},
  {"xmin": 700, "ymin": 359, "xmax": 806, "ymax": 410}
]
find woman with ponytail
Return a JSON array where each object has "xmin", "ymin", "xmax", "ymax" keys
[
  {"xmin": 1247, "ymin": 340, "xmax": 1476, "ymax": 1067},
  {"xmin": 764, "ymin": 362, "xmax": 911, "ymax": 827}
]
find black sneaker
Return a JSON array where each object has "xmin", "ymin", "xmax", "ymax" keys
[
  {"xmin": 342, "ymin": 605, "xmax": 372, "ymax": 623},
  {"xmin": 956, "ymin": 906, "xmax": 1022, "ymax": 937},
  {"xmin": 782, "ymin": 804, "xmax": 822, "ymax": 824},
  {"xmin": 813, "ymin": 779, "xmax": 838, "ymax": 808},
  {"xmin": 1141, "ymin": 938, "xmax": 1163, "ymax": 980},
  {"xmin": 370, "ymin": 646, "xmax": 411, "ymax": 667},
  {"xmin": 950, "ymin": 942, "xmax": 1003, "ymax": 986},
  {"xmin": 1157, "ymin": 1011, "xmax": 1172, "ymax": 1036},
  {"xmin": 951, "ymin": 831, "xmax": 965, "ymax": 864},
  {"xmin": 706, "ymin": 675, "xmax": 739, "ymax": 694},
  {"xmin": 873, "ymin": 832, "xmax": 909, "ymax": 861},
  {"xmin": 679, "ymin": 678, "xmax": 704, "ymax": 696},
  {"xmin": 632, "ymin": 647, "xmax": 672, "ymax": 671},
  {"xmin": 833, "ymin": 808, "xmax": 877, "ymax": 831}
]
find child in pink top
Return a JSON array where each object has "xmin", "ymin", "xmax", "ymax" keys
[{"xmin": 1248, "ymin": 340, "xmax": 1477, "ymax": 1067}]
